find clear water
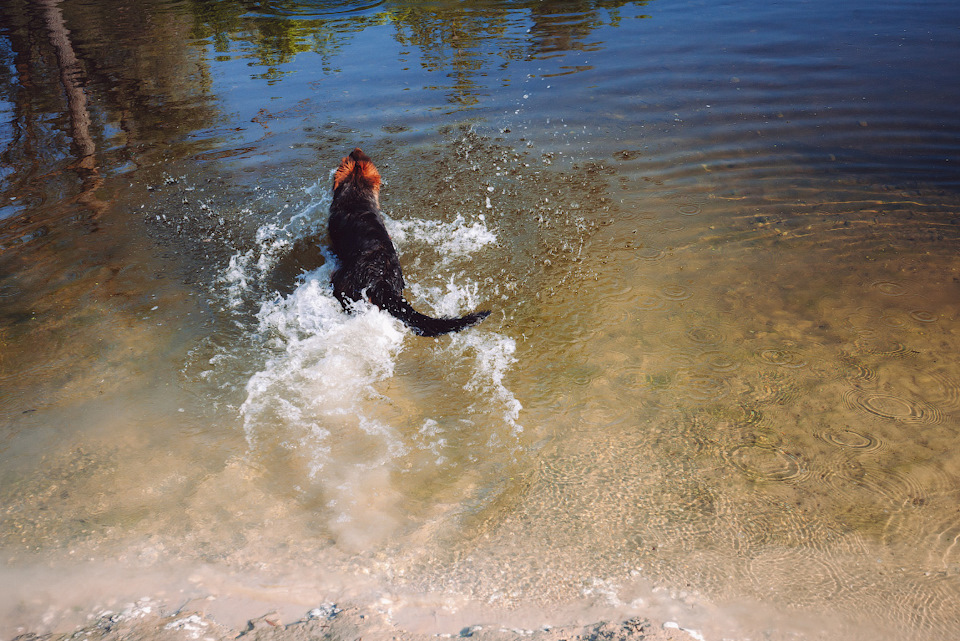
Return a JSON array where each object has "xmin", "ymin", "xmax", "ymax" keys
[{"xmin": 2, "ymin": 0, "xmax": 959, "ymax": 639}]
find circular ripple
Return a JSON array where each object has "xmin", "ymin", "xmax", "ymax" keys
[
  {"xmin": 636, "ymin": 293, "xmax": 665, "ymax": 311},
  {"xmin": 658, "ymin": 285, "xmax": 691, "ymax": 301},
  {"xmin": 915, "ymin": 370, "xmax": 960, "ymax": 412},
  {"xmin": 735, "ymin": 405, "xmax": 765, "ymax": 427},
  {"xmin": 863, "ymin": 394, "xmax": 943, "ymax": 424},
  {"xmin": 872, "ymin": 281, "xmax": 907, "ymax": 296},
  {"xmin": 737, "ymin": 508, "xmax": 828, "ymax": 548},
  {"xmin": 757, "ymin": 348, "xmax": 808, "ymax": 368},
  {"xmin": 745, "ymin": 549, "xmax": 846, "ymax": 605},
  {"xmin": 881, "ymin": 314, "xmax": 907, "ymax": 329},
  {"xmin": 815, "ymin": 452, "xmax": 868, "ymax": 497},
  {"xmin": 678, "ymin": 370, "xmax": 729, "ymax": 402},
  {"xmin": 677, "ymin": 203, "xmax": 702, "ymax": 216},
  {"xmin": 722, "ymin": 426, "xmax": 784, "ymax": 450},
  {"xmin": 853, "ymin": 337, "xmax": 913, "ymax": 358},
  {"xmin": 636, "ymin": 247, "xmax": 666, "ymax": 261},
  {"xmin": 658, "ymin": 222, "xmax": 685, "ymax": 232},
  {"xmin": 909, "ymin": 309, "xmax": 938, "ymax": 323},
  {"xmin": 843, "ymin": 360, "xmax": 878, "ymax": 383},
  {"xmin": 816, "ymin": 427, "xmax": 883, "ymax": 452},
  {"xmin": 686, "ymin": 326, "xmax": 725, "ymax": 345},
  {"xmin": 844, "ymin": 307, "xmax": 877, "ymax": 330},
  {"xmin": 841, "ymin": 389, "xmax": 943, "ymax": 424},
  {"xmin": 634, "ymin": 214, "xmax": 658, "ymax": 225},
  {"xmin": 669, "ymin": 351, "xmax": 699, "ymax": 368},
  {"xmin": 840, "ymin": 463, "xmax": 930, "ymax": 507},
  {"xmin": 701, "ymin": 350, "xmax": 740, "ymax": 373},
  {"xmin": 862, "ymin": 394, "xmax": 915, "ymax": 419},
  {"xmin": 728, "ymin": 444, "xmax": 807, "ymax": 483},
  {"xmin": 848, "ymin": 365, "xmax": 878, "ymax": 381}
]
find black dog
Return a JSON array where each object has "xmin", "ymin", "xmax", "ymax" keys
[{"xmin": 328, "ymin": 148, "xmax": 490, "ymax": 337}]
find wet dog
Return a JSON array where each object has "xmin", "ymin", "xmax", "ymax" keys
[{"xmin": 328, "ymin": 148, "xmax": 490, "ymax": 336}]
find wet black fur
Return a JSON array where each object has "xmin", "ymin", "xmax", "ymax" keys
[{"xmin": 328, "ymin": 148, "xmax": 490, "ymax": 337}]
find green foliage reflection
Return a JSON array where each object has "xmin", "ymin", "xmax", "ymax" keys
[{"xmin": 185, "ymin": 0, "xmax": 650, "ymax": 86}]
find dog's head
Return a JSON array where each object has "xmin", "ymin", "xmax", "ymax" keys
[{"xmin": 333, "ymin": 148, "xmax": 381, "ymax": 201}]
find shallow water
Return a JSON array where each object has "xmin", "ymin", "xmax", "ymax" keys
[{"xmin": 2, "ymin": 0, "xmax": 960, "ymax": 639}]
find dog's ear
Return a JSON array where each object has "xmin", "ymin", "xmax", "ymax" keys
[
  {"xmin": 333, "ymin": 150, "xmax": 381, "ymax": 193},
  {"xmin": 357, "ymin": 157, "xmax": 381, "ymax": 192},
  {"xmin": 333, "ymin": 155, "xmax": 355, "ymax": 191}
]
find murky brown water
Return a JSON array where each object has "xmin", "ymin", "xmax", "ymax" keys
[{"xmin": 2, "ymin": 0, "xmax": 960, "ymax": 639}]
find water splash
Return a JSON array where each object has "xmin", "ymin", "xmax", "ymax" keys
[
  {"xmin": 214, "ymin": 180, "xmax": 522, "ymax": 541},
  {"xmin": 387, "ymin": 212, "xmax": 497, "ymax": 265}
]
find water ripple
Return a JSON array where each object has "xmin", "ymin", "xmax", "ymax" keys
[
  {"xmin": 735, "ymin": 405, "xmax": 765, "ymax": 428},
  {"xmin": 635, "ymin": 246, "xmax": 666, "ymax": 261},
  {"xmin": 701, "ymin": 350, "xmax": 741, "ymax": 373},
  {"xmin": 816, "ymin": 427, "xmax": 883, "ymax": 453},
  {"xmin": 658, "ymin": 284, "xmax": 692, "ymax": 301},
  {"xmin": 728, "ymin": 444, "xmax": 808, "ymax": 483},
  {"xmin": 844, "ymin": 362, "xmax": 879, "ymax": 383},
  {"xmin": 871, "ymin": 280, "xmax": 908, "ymax": 296},
  {"xmin": 677, "ymin": 369, "xmax": 730, "ymax": 402},
  {"xmin": 677, "ymin": 203, "xmax": 702, "ymax": 216},
  {"xmin": 756, "ymin": 348, "xmax": 808, "ymax": 368},
  {"xmin": 909, "ymin": 309, "xmax": 938, "ymax": 323},
  {"xmin": 816, "ymin": 457, "xmax": 935, "ymax": 529},
  {"xmin": 916, "ymin": 370, "xmax": 960, "ymax": 412},
  {"xmin": 853, "ymin": 337, "xmax": 915, "ymax": 358},
  {"xmin": 841, "ymin": 389, "xmax": 943, "ymax": 424},
  {"xmin": 746, "ymin": 549, "xmax": 847, "ymax": 605},
  {"xmin": 636, "ymin": 293, "xmax": 666, "ymax": 311},
  {"xmin": 686, "ymin": 325, "xmax": 725, "ymax": 345}
]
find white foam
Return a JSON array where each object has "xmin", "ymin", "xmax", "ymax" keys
[
  {"xmin": 395, "ymin": 214, "xmax": 523, "ymax": 436},
  {"xmin": 218, "ymin": 180, "xmax": 329, "ymax": 308},
  {"xmin": 663, "ymin": 621, "xmax": 706, "ymax": 641},
  {"xmin": 386, "ymin": 213, "xmax": 497, "ymax": 266},
  {"xmin": 408, "ymin": 276, "xmax": 484, "ymax": 318},
  {"xmin": 221, "ymin": 250, "xmax": 253, "ymax": 308},
  {"xmin": 241, "ymin": 269, "xmax": 408, "ymax": 478},
  {"xmin": 218, "ymin": 181, "xmax": 522, "ymax": 540},
  {"xmin": 448, "ymin": 331, "xmax": 523, "ymax": 434}
]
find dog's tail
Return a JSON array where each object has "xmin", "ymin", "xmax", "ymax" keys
[{"xmin": 371, "ymin": 286, "xmax": 490, "ymax": 337}]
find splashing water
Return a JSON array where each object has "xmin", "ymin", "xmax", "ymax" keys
[
  {"xmin": 387, "ymin": 213, "xmax": 497, "ymax": 266},
  {"xmin": 221, "ymin": 181, "xmax": 522, "ymax": 542},
  {"xmin": 220, "ymin": 180, "xmax": 330, "ymax": 308}
]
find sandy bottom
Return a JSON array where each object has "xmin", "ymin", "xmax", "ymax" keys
[{"xmin": 5, "ymin": 131, "xmax": 960, "ymax": 641}]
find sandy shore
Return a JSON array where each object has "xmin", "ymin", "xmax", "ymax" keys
[{"xmin": 10, "ymin": 601, "xmax": 702, "ymax": 641}]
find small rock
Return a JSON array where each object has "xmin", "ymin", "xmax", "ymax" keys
[
  {"xmin": 307, "ymin": 603, "xmax": 341, "ymax": 620},
  {"xmin": 246, "ymin": 612, "xmax": 282, "ymax": 632}
]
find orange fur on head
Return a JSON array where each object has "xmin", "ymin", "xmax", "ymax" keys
[
  {"xmin": 333, "ymin": 156, "xmax": 355, "ymax": 191},
  {"xmin": 333, "ymin": 148, "xmax": 381, "ymax": 193}
]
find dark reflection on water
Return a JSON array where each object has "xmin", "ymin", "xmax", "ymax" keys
[
  {"xmin": 0, "ymin": 0, "xmax": 641, "ymax": 223},
  {"xmin": 184, "ymin": 0, "xmax": 644, "ymax": 94},
  {"xmin": 0, "ymin": 0, "xmax": 218, "ymax": 227}
]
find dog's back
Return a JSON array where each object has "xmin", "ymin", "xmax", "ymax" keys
[{"xmin": 328, "ymin": 148, "xmax": 490, "ymax": 337}]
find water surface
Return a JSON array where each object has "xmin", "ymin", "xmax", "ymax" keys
[{"xmin": 2, "ymin": 0, "xmax": 960, "ymax": 639}]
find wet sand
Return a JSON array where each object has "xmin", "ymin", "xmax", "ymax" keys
[{"xmin": 11, "ymin": 600, "xmax": 700, "ymax": 641}]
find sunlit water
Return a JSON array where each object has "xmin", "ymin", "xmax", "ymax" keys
[{"xmin": 2, "ymin": 0, "xmax": 959, "ymax": 639}]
